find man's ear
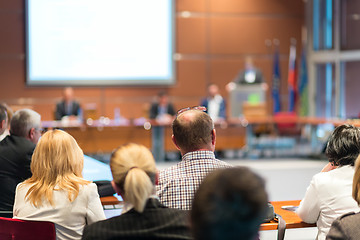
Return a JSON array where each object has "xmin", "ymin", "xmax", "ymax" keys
[
  {"xmin": 171, "ymin": 134, "xmax": 180, "ymax": 150},
  {"xmin": 28, "ymin": 128, "xmax": 35, "ymax": 140},
  {"xmin": 211, "ymin": 129, "xmax": 216, "ymax": 146}
]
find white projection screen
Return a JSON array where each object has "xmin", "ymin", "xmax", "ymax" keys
[{"xmin": 25, "ymin": 0, "xmax": 175, "ymax": 86}]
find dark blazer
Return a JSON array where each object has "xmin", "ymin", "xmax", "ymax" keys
[
  {"xmin": 55, "ymin": 100, "xmax": 81, "ymax": 120},
  {"xmin": 327, "ymin": 212, "xmax": 360, "ymax": 240},
  {"xmin": 0, "ymin": 135, "xmax": 35, "ymax": 216},
  {"xmin": 82, "ymin": 198, "xmax": 192, "ymax": 240},
  {"xmin": 200, "ymin": 97, "xmax": 226, "ymax": 119},
  {"xmin": 235, "ymin": 68, "xmax": 264, "ymax": 84},
  {"xmin": 149, "ymin": 103, "xmax": 176, "ymax": 120}
]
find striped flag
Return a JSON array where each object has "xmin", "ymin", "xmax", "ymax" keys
[
  {"xmin": 272, "ymin": 46, "xmax": 281, "ymax": 113},
  {"xmin": 288, "ymin": 42, "xmax": 297, "ymax": 112}
]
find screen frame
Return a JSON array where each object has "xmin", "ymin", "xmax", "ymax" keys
[{"xmin": 24, "ymin": 0, "xmax": 176, "ymax": 87}]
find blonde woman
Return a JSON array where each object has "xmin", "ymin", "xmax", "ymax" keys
[
  {"xmin": 327, "ymin": 155, "xmax": 360, "ymax": 239},
  {"xmin": 82, "ymin": 143, "xmax": 191, "ymax": 240},
  {"xmin": 13, "ymin": 130, "xmax": 105, "ymax": 240}
]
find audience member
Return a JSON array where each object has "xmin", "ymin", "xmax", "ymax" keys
[
  {"xmin": 327, "ymin": 155, "xmax": 360, "ymax": 239},
  {"xmin": 0, "ymin": 109, "xmax": 41, "ymax": 217},
  {"xmin": 297, "ymin": 124, "xmax": 360, "ymax": 240},
  {"xmin": 149, "ymin": 90, "xmax": 176, "ymax": 123},
  {"xmin": 0, "ymin": 104, "xmax": 7, "ymax": 141},
  {"xmin": 200, "ymin": 84, "xmax": 226, "ymax": 122},
  {"xmin": 0, "ymin": 103, "xmax": 12, "ymax": 141},
  {"xmin": 82, "ymin": 143, "xmax": 192, "ymax": 240},
  {"xmin": 156, "ymin": 107, "xmax": 232, "ymax": 210},
  {"xmin": 13, "ymin": 129, "xmax": 105, "ymax": 240},
  {"xmin": 191, "ymin": 167, "xmax": 268, "ymax": 240},
  {"xmin": 55, "ymin": 87, "xmax": 81, "ymax": 120}
]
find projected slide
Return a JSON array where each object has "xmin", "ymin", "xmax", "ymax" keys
[{"xmin": 26, "ymin": 0, "xmax": 174, "ymax": 86}]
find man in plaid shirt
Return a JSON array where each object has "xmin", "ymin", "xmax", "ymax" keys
[{"xmin": 156, "ymin": 107, "xmax": 232, "ymax": 210}]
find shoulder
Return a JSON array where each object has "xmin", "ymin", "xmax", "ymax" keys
[
  {"xmin": 56, "ymin": 101, "xmax": 64, "ymax": 107},
  {"xmin": 81, "ymin": 182, "xmax": 98, "ymax": 193},
  {"xmin": 2, "ymin": 136, "xmax": 35, "ymax": 154},
  {"xmin": 312, "ymin": 165, "xmax": 353, "ymax": 184},
  {"xmin": 79, "ymin": 183, "xmax": 99, "ymax": 198},
  {"xmin": 158, "ymin": 163, "xmax": 182, "ymax": 180},
  {"xmin": 329, "ymin": 212, "xmax": 360, "ymax": 236}
]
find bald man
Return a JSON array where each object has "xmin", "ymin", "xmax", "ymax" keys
[{"xmin": 156, "ymin": 108, "xmax": 231, "ymax": 210}]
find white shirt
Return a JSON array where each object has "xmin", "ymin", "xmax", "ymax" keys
[
  {"xmin": 13, "ymin": 183, "xmax": 106, "ymax": 240},
  {"xmin": 297, "ymin": 165, "xmax": 360, "ymax": 240},
  {"xmin": 0, "ymin": 129, "xmax": 9, "ymax": 142},
  {"xmin": 207, "ymin": 94, "xmax": 223, "ymax": 122}
]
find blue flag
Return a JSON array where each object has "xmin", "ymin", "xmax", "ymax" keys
[{"xmin": 272, "ymin": 47, "xmax": 281, "ymax": 113}]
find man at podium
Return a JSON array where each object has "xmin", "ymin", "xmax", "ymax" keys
[
  {"xmin": 226, "ymin": 57, "xmax": 268, "ymax": 118},
  {"xmin": 234, "ymin": 56, "xmax": 264, "ymax": 84}
]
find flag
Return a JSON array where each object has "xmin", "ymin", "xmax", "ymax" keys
[
  {"xmin": 288, "ymin": 43, "xmax": 297, "ymax": 112},
  {"xmin": 272, "ymin": 46, "xmax": 281, "ymax": 113},
  {"xmin": 298, "ymin": 48, "xmax": 309, "ymax": 116}
]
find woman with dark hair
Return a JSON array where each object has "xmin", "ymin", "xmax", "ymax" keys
[
  {"xmin": 327, "ymin": 154, "xmax": 360, "ymax": 239},
  {"xmin": 297, "ymin": 124, "xmax": 360, "ymax": 240}
]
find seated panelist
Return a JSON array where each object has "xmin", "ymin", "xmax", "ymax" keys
[{"xmin": 55, "ymin": 87, "xmax": 81, "ymax": 120}]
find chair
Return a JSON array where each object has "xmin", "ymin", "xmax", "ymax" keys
[
  {"xmin": 273, "ymin": 112, "xmax": 301, "ymax": 136},
  {"xmin": 0, "ymin": 217, "xmax": 56, "ymax": 240}
]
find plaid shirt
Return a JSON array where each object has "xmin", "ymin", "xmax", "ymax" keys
[{"xmin": 156, "ymin": 150, "xmax": 232, "ymax": 210}]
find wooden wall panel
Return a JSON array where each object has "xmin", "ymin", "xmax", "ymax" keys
[
  {"xmin": 209, "ymin": 0, "xmax": 304, "ymax": 15},
  {"xmin": 177, "ymin": 17, "xmax": 207, "ymax": 54},
  {"xmin": 209, "ymin": 17, "xmax": 303, "ymax": 55},
  {"xmin": 0, "ymin": 10, "xmax": 23, "ymax": 54},
  {"xmin": 176, "ymin": 0, "xmax": 207, "ymax": 12},
  {"xmin": 0, "ymin": 1, "xmax": 24, "ymax": 9}
]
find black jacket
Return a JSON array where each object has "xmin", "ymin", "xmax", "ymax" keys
[
  {"xmin": 0, "ymin": 135, "xmax": 35, "ymax": 216},
  {"xmin": 82, "ymin": 198, "xmax": 192, "ymax": 240}
]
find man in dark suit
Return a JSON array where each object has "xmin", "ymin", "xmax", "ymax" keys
[
  {"xmin": 0, "ymin": 109, "xmax": 42, "ymax": 217},
  {"xmin": 149, "ymin": 90, "xmax": 175, "ymax": 121},
  {"xmin": 149, "ymin": 91, "xmax": 176, "ymax": 161},
  {"xmin": 55, "ymin": 87, "xmax": 81, "ymax": 120}
]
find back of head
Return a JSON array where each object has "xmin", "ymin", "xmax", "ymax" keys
[
  {"xmin": 25, "ymin": 129, "xmax": 89, "ymax": 206},
  {"xmin": 110, "ymin": 143, "xmax": 157, "ymax": 213},
  {"xmin": 325, "ymin": 124, "xmax": 360, "ymax": 166},
  {"xmin": 191, "ymin": 167, "xmax": 268, "ymax": 240},
  {"xmin": 10, "ymin": 109, "xmax": 41, "ymax": 138},
  {"xmin": 172, "ymin": 109, "xmax": 214, "ymax": 152}
]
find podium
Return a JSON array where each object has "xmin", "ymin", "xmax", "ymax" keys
[{"xmin": 229, "ymin": 84, "xmax": 266, "ymax": 118}]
